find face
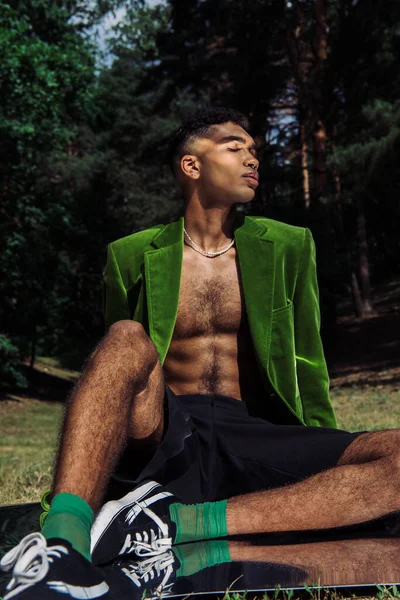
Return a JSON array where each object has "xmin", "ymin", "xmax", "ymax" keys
[{"xmin": 181, "ymin": 122, "xmax": 260, "ymax": 206}]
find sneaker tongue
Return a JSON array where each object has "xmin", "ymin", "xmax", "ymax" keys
[{"xmin": 170, "ymin": 514, "xmax": 178, "ymax": 541}]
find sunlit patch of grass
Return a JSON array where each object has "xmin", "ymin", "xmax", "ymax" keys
[
  {"xmin": 0, "ymin": 399, "xmax": 63, "ymax": 505},
  {"xmin": 330, "ymin": 385, "xmax": 400, "ymax": 432}
]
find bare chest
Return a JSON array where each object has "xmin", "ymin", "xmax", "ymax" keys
[{"xmin": 173, "ymin": 249, "xmax": 244, "ymax": 339}]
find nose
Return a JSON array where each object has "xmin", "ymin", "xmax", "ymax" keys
[{"xmin": 244, "ymin": 152, "xmax": 259, "ymax": 170}]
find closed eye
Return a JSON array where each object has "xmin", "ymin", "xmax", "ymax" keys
[{"xmin": 228, "ymin": 147, "xmax": 258, "ymax": 159}]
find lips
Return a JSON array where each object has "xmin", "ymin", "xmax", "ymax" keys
[{"xmin": 242, "ymin": 173, "xmax": 259, "ymax": 186}]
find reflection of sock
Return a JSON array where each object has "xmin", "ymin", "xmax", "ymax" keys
[
  {"xmin": 174, "ymin": 540, "xmax": 231, "ymax": 577},
  {"xmin": 41, "ymin": 493, "xmax": 93, "ymax": 562},
  {"xmin": 169, "ymin": 501, "xmax": 228, "ymax": 544}
]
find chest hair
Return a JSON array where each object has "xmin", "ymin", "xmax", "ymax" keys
[{"xmin": 174, "ymin": 269, "xmax": 244, "ymax": 340}]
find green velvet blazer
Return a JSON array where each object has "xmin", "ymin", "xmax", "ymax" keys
[{"xmin": 103, "ymin": 211, "xmax": 338, "ymax": 429}]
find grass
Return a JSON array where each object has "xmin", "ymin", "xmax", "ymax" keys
[
  {"xmin": 0, "ymin": 395, "xmax": 63, "ymax": 505},
  {"xmin": 212, "ymin": 586, "xmax": 400, "ymax": 600},
  {"xmin": 213, "ymin": 589, "xmax": 400, "ymax": 600},
  {"xmin": 331, "ymin": 385, "xmax": 400, "ymax": 432}
]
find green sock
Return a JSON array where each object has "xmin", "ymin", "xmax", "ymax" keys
[
  {"xmin": 41, "ymin": 493, "xmax": 93, "ymax": 562},
  {"xmin": 174, "ymin": 540, "xmax": 231, "ymax": 577},
  {"xmin": 169, "ymin": 500, "xmax": 228, "ymax": 544}
]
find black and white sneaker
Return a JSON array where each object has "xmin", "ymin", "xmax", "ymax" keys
[
  {"xmin": 0, "ymin": 533, "xmax": 111, "ymax": 599},
  {"xmin": 91, "ymin": 481, "xmax": 178, "ymax": 566},
  {"xmin": 105, "ymin": 548, "xmax": 178, "ymax": 599}
]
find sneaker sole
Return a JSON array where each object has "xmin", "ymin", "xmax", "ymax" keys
[{"xmin": 90, "ymin": 481, "xmax": 171, "ymax": 555}]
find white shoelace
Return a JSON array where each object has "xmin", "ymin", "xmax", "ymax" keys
[
  {"xmin": 134, "ymin": 528, "xmax": 173, "ymax": 558},
  {"xmin": 123, "ymin": 502, "xmax": 172, "ymax": 558},
  {"xmin": 122, "ymin": 550, "xmax": 175, "ymax": 598},
  {"xmin": 0, "ymin": 533, "xmax": 68, "ymax": 600}
]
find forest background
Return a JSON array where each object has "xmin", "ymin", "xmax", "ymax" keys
[{"xmin": 1, "ymin": 0, "xmax": 399, "ymax": 390}]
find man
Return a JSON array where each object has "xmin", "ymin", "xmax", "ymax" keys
[{"xmin": 2, "ymin": 108, "xmax": 400, "ymax": 600}]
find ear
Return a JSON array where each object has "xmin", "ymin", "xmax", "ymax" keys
[{"xmin": 181, "ymin": 155, "xmax": 200, "ymax": 179}]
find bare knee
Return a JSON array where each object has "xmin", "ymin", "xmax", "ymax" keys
[
  {"xmin": 107, "ymin": 319, "xmax": 148, "ymax": 343},
  {"xmin": 339, "ymin": 430, "xmax": 400, "ymax": 465},
  {"xmin": 89, "ymin": 320, "xmax": 157, "ymax": 377},
  {"xmin": 106, "ymin": 319, "xmax": 156, "ymax": 354}
]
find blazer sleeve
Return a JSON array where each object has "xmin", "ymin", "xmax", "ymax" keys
[
  {"xmin": 293, "ymin": 228, "xmax": 338, "ymax": 428},
  {"xmin": 102, "ymin": 244, "xmax": 131, "ymax": 331}
]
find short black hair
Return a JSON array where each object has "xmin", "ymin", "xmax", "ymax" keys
[{"xmin": 166, "ymin": 107, "xmax": 250, "ymax": 175}]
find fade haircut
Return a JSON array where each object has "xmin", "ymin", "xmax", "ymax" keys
[{"xmin": 166, "ymin": 107, "xmax": 250, "ymax": 175}]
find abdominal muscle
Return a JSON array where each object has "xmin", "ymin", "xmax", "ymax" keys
[{"xmin": 163, "ymin": 328, "xmax": 264, "ymax": 404}]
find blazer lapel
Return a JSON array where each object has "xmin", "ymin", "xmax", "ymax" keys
[
  {"xmin": 234, "ymin": 213, "xmax": 275, "ymax": 369},
  {"xmin": 144, "ymin": 217, "xmax": 184, "ymax": 365}
]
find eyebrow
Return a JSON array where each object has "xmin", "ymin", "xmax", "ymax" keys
[{"xmin": 217, "ymin": 135, "xmax": 258, "ymax": 152}]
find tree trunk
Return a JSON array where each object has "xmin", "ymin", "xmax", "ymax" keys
[
  {"xmin": 312, "ymin": 118, "xmax": 328, "ymax": 198},
  {"xmin": 331, "ymin": 124, "xmax": 364, "ymax": 319},
  {"xmin": 351, "ymin": 271, "xmax": 364, "ymax": 318},
  {"xmin": 357, "ymin": 197, "xmax": 375, "ymax": 315},
  {"xmin": 300, "ymin": 120, "xmax": 310, "ymax": 210},
  {"xmin": 29, "ymin": 324, "xmax": 37, "ymax": 370},
  {"xmin": 333, "ymin": 201, "xmax": 364, "ymax": 318},
  {"xmin": 313, "ymin": 0, "xmax": 328, "ymax": 199},
  {"xmin": 331, "ymin": 125, "xmax": 341, "ymax": 200},
  {"xmin": 315, "ymin": 0, "xmax": 328, "ymax": 61}
]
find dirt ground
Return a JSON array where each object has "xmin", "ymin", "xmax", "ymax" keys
[{"xmin": 325, "ymin": 279, "xmax": 400, "ymax": 390}]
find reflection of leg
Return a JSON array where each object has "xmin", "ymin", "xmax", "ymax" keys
[
  {"xmin": 228, "ymin": 538, "xmax": 400, "ymax": 586},
  {"xmin": 109, "ymin": 537, "xmax": 400, "ymax": 598},
  {"xmin": 227, "ymin": 431, "xmax": 400, "ymax": 535}
]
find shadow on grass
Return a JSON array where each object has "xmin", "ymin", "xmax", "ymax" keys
[
  {"xmin": 325, "ymin": 308, "xmax": 400, "ymax": 385},
  {"xmin": 26, "ymin": 365, "xmax": 75, "ymax": 402},
  {"xmin": 0, "ymin": 364, "xmax": 75, "ymax": 404},
  {"xmin": 331, "ymin": 376, "xmax": 400, "ymax": 389}
]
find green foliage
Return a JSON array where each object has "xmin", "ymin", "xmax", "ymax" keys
[
  {"xmin": 0, "ymin": 3, "xmax": 95, "ymax": 151},
  {"xmin": 0, "ymin": 335, "xmax": 27, "ymax": 389},
  {"xmin": 90, "ymin": 1, "xmax": 196, "ymax": 234},
  {"xmin": 330, "ymin": 100, "xmax": 400, "ymax": 177},
  {"xmin": 376, "ymin": 585, "xmax": 400, "ymax": 600},
  {"xmin": 0, "ymin": 1, "xmax": 101, "ymax": 382}
]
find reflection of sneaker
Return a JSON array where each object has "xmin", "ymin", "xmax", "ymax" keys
[
  {"xmin": 105, "ymin": 540, "xmax": 232, "ymax": 600},
  {"xmin": 91, "ymin": 481, "xmax": 177, "ymax": 566},
  {"xmin": 0, "ymin": 533, "xmax": 111, "ymax": 600},
  {"xmin": 112, "ymin": 549, "xmax": 177, "ymax": 599}
]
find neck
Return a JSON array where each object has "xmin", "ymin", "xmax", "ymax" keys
[{"xmin": 183, "ymin": 206, "xmax": 237, "ymax": 253}]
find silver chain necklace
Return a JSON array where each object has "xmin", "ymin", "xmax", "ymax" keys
[{"xmin": 183, "ymin": 226, "xmax": 235, "ymax": 257}]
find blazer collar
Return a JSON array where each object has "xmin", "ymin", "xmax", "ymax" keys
[{"xmin": 150, "ymin": 211, "xmax": 269, "ymax": 249}]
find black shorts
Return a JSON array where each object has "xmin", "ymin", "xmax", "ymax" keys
[{"xmin": 108, "ymin": 385, "xmax": 363, "ymax": 504}]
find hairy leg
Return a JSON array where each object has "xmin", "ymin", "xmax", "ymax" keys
[
  {"xmin": 53, "ymin": 320, "xmax": 165, "ymax": 511},
  {"xmin": 226, "ymin": 430, "xmax": 400, "ymax": 534}
]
